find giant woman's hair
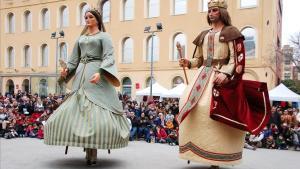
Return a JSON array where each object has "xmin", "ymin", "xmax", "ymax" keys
[{"xmin": 80, "ymin": 9, "xmax": 106, "ymax": 35}]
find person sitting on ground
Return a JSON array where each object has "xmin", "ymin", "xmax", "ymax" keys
[
  {"xmin": 281, "ymin": 123, "xmax": 293, "ymax": 146},
  {"xmin": 249, "ymin": 131, "xmax": 264, "ymax": 148},
  {"xmin": 270, "ymin": 123, "xmax": 280, "ymax": 139},
  {"xmin": 0, "ymin": 107, "xmax": 9, "ymax": 131},
  {"xmin": 265, "ymin": 135, "xmax": 276, "ymax": 149},
  {"xmin": 37, "ymin": 124, "xmax": 44, "ymax": 139},
  {"xmin": 244, "ymin": 143, "xmax": 256, "ymax": 150},
  {"xmin": 4, "ymin": 123, "xmax": 18, "ymax": 139},
  {"xmin": 165, "ymin": 110, "xmax": 175, "ymax": 122},
  {"xmin": 154, "ymin": 113, "xmax": 165, "ymax": 128},
  {"xmin": 33, "ymin": 97, "xmax": 44, "ymax": 113},
  {"xmin": 261, "ymin": 126, "xmax": 272, "ymax": 148},
  {"xmin": 296, "ymin": 110, "xmax": 300, "ymax": 126},
  {"xmin": 292, "ymin": 125, "xmax": 300, "ymax": 151},
  {"xmin": 165, "ymin": 119, "xmax": 174, "ymax": 134},
  {"xmin": 281, "ymin": 110, "xmax": 293, "ymax": 126},
  {"xmin": 129, "ymin": 112, "xmax": 139, "ymax": 141},
  {"xmin": 276, "ymin": 134, "xmax": 288, "ymax": 150},
  {"xmin": 166, "ymin": 129, "xmax": 178, "ymax": 146},
  {"xmin": 138, "ymin": 112, "xmax": 150, "ymax": 141},
  {"xmin": 155, "ymin": 125, "xmax": 167, "ymax": 143},
  {"xmin": 25, "ymin": 124, "xmax": 35, "ymax": 137},
  {"xmin": 149, "ymin": 128, "xmax": 156, "ymax": 143}
]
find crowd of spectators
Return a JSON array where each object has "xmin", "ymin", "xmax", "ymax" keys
[
  {"xmin": 122, "ymin": 96, "xmax": 179, "ymax": 146},
  {"xmin": 1, "ymin": 90, "xmax": 300, "ymax": 150},
  {"xmin": 245, "ymin": 106, "xmax": 300, "ymax": 151},
  {"xmin": 0, "ymin": 91, "xmax": 63, "ymax": 139}
]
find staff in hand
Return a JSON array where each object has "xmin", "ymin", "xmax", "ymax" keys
[{"xmin": 176, "ymin": 42, "xmax": 189, "ymax": 85}]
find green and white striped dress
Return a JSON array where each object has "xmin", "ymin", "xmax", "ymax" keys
[{"xmin": 44, "ymin": 32, "xmax": 130, "ymax": 149}]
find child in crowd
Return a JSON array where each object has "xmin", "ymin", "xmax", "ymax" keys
[{"xmin": 266, "ymin": 135, "xmax": 276, "ymax": 149}]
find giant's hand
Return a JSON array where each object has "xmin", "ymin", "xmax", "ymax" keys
[
  {"xmin": 90, "ymin": 73, "xmax": 100, "ymax": 84},
  {"xmin": 179, "ymin": 58, "xmax": 190, "ymax": 68},
  {"xmin": 60, "ymin": 68, "xmax": 68, "ymax": 78},
  {"xmin": 213, "ymin": 72, "xmax": 229, "ymax": 85}
]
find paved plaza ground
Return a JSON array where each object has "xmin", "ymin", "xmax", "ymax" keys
[{"xmin": 0, "ymin": 138, "xmax": 298, "ymax": 169}]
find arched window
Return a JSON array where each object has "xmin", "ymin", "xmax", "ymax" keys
[
  {"xmin": 123, "ymin": 0, "xmax": 134, "ymax": 20},
  {"xmin": 173, "ymin": 33, "xmax": 186, "ymax": 61},
  {"xmin": 59, "ymin": 42, "xmax": 67, "ymax": 61},
  {"xmin": 24, "ymin": 45, "xmax": 31, "ymax": 67},
  {"xmin": 101, "ymin": 0, "xmax": 111, "ymax": 23},
  {"xmin": 6, "ymin": 79, "xmax": 15, "ymax": 94},
  {"xmin": 146, "ymin": 35, "xmax": 159, "ymax": 62},
  {"xmin": 146, "ymin": 77, "xmax": 156, "ymax": 87},
  {"xmin": 241, "ymin": 27, "xmax": 256, "ymax": 58},
  {"xmin": 24, "ymin": 10, "xmax": 32, "ymax": 32},
  {"xmin": 122, "ymin": 77, "xmax": 132, "ymax": 96},
  {"xmin": 172, "ymin": 76, "xmax": 184, "ymax": 87},
  {"xmin": 7, "ymin": 47, "xmax": 14, "ymax": 68},
  {"xmin": 39, "ymin": 79, "xmax": 48, "ymax": 97},
  {"xmin": 22, "ymin": 79, "xmax": 30, "ymax": 93},
  {"xmin": 173, "ymin": 0, "xmax": 187, "ymax": 15},
  {"xmin": 79, "ymin": 2, "xmax": 90, "ymax": 25},
  {"xmin": 122, "ymin": 37, "xmax": 133, "ymax": 63},
  {"xmin": 41, "ymin": 8, "xmax": 50, "ymax": 30},
  {"xmin": 7, "ymin": 13, "xmax": 15, "ymax": 33},
  {"xmin": 202, "ymin": 0, "xmax": 208, "ymax": 12},
  {"xmin": 41, "ymin": 44, "xmax": 48, "ymax": 67},
  {"xmin": 148, "ymin": 0, "xmax": 159, "ymax": 18},
  {"xmin": 60, "ymin": 6, "xmax": 69, "ymax": 27},
  {"xmin": 240, "ymin": 0, "xmax": 257, "ymax": 8}
]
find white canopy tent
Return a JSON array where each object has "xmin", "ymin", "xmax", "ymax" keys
[
  {"xmin": 136, "ymin": 82, "xmax": 169, "ymax": 97},
  {"xmin": 269, "ymin": 83, "xmax": 300, "ymax": 102},
  {"xmin": 161, "ymin": 83, "xmax": 187, "ymax": 98}
]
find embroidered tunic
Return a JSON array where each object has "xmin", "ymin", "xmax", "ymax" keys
[{"xmin": 178, "ymin": 30, "xmax": 245, "ymax": 166}]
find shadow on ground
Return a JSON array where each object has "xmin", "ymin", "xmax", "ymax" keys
[
  {"xmin": 177, "ymin": 164, "xmax": 233, "ymax": 169},
  {"xmin": 44, "ymin": 158, "xmax": 125, "ymax": 169}
]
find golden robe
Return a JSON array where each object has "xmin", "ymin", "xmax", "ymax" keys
[{"xmin": 179, "ymin": 30, "xmax": 246, "ymax": 166}]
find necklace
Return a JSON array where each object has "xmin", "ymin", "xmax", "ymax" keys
[{"xmin": 87, "ymin": 31, "xmax": 100, "ymax": 36}]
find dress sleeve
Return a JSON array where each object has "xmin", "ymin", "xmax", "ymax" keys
[
  {"xmin": 65, "ymin": 38, "xmax": 81, "ymax": 82},
  {"xmin": 218, "ymin": 41, "xmax": 235, "ymax": 76},
  {"xmin": 99, "ymin": 33, "xmax": 121, "ymax": 87},
  {"xmin": 67, "ymin": 38, "xmax": 81, "ymax": 74},
  {"xmin": 189, "ymin": 46, "xmax": 204, "ymax": 68}
]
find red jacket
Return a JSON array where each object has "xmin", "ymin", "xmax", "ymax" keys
[{"xmin": 156, "ymin": 128, "xmax": 168, "ymax": 140}]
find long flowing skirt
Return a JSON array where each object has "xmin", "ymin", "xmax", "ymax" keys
[
  {"xmin": 179, "ymin": 67, "xmax": 245, "ymax": 166},
  {"xmin": 44, "ymin": 88, "xmax": 130, "ymax": 149}
]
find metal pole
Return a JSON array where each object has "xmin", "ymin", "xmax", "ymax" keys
[
  {"xmin": 55, "ymin": 37, "xmax": 58, "ymax": 94},
  {"xmin": 150, "ymin": 32, "xmax": 154, "ymax": 100},
  {"xmin": 29, "ymin": 76, "xmax": 31, "ymax": 94}
]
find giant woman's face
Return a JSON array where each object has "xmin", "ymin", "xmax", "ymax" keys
[{"xmin": 85, "ymin": 12, "xmax": 98, "ymax": 28}]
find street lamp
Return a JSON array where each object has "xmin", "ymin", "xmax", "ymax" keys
[
  {"xmin": 144, "ymin": 23, "xmax": 163, "ymax": 101},
  {"xmin": 51, "ymin": 30, "xmax": 64, "ymax": 94}
]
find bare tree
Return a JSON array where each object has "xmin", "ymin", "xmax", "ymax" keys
[{"xmin": 288, "ymin": 32, "xmax": 300, "ymax": 71}]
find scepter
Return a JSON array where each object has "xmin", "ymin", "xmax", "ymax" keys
[{"xmin": 176, "ymin": 42, "xmax": 189, "ymax": 85}]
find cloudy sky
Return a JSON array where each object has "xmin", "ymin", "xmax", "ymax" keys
[{"xmin": 282, "ymin": 0, "xmax": 300, "ymax": 45}]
